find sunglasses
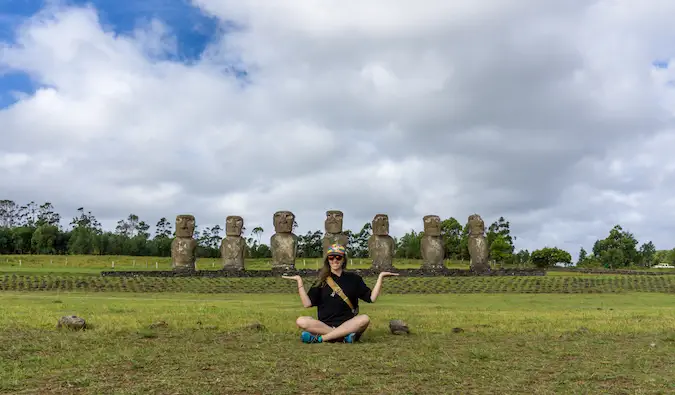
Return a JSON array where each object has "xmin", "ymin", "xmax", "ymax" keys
[{"xmin": 327, "ymin": 255, "xmax": 343, "ymax": 261}]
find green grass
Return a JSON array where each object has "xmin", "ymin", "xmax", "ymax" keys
[{"xmin": 1, "ymin": 292, "xmax": 674, "ymax": 394}]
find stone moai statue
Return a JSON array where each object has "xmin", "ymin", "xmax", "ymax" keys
[
  {"xmin": 270, "ymin": 210, "xmax": 297, "ymax": 270},
  {"xmin": 221, "ymin": 215, "xmax": 246, "ymax": 270},
  {"xmin": 421, "ymin": 215, "xmax": 445, "ymax": 270},
  {"xmin": 467, "ymin": 214, "xmax": 490, "ymax": 272},
  {"xmin": 322, "ymin": 210, "xmax": 349, "ymax": 258},
  {"xmin": 368, "ymin": 214, "xmax": 395, "ymax": 270},
  {"xmin": 171, "ymin": 214, "xmax": 197, "ymax": 271}
]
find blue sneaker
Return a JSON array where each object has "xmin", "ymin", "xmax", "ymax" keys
[
  {"xmin": 301, "ymin": 331, "xmax": 322, "ymax": 343},
  {"xmin": 343, "ymin": 332, "xmax": 356, "ymax": 343}
]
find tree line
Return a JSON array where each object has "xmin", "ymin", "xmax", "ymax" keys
[{"xmin": 1, "ymin": 199, "xmax": 673, "ymax": 268}]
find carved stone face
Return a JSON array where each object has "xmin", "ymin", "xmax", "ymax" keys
[
  {"xmin": 175, "ymin": 215, "xmax": 195, "ymax": 238},
  {"xmin": 226, "ymin": 215, "xmax": 244, "ymax": 236},
  {"xmin": 273, "ymin": 211, "xmax": 295, "ymax": 233},
  {"xmin": 325, "ymin": 210, "xmax": 343, "ymax": 234},
  {"xmin": 423, "ymin": 215, "xmax": 441, "ymax": 236},
  {"xmin": 468, "ymin": 214, "xmax": 484, "ymax": 236},
  {"xmin": 372, "ymin": 214, "xmax": 389, "ymax": 236}
]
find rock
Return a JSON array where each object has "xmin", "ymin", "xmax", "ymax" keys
[
  {"xmin": 57, "ymin": 315, "xmax": 86, "ymax": 330},
  {"xmin": 389, "ymin": 319, "xmax": 409, "ymax": 335},
  {"xmin": 148, "ymin": 321, "xmax": 168, "ymax": 329},
  {"xmin": 244, "ymin": 321, "xmax": 265, "ymax": 331}
]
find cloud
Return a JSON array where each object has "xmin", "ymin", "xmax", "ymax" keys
[{"xmin": 2, "ymin": 0, "xmax": 675, "ymax": 257}]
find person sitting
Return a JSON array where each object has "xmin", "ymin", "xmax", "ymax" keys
[{"xmin": 282, "ymin": 243, "xmax": 398, "ymax": 343}]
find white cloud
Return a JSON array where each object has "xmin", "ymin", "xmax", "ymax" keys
[{"xmin": 2, "ymin": 0, "xmax": 675, "ymax": 257}]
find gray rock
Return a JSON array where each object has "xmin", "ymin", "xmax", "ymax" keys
[
  {"xmin": 57, "ymin": 315, "xmax": 86, "ymax": 330},
  {"xmin": 389, "ymin": 319, "xmax": 409, "ymax": 335}
]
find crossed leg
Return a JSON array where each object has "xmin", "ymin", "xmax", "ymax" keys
[{"xmin": 296, "ymin": 315, "xmax": 370, "ymax": 342}]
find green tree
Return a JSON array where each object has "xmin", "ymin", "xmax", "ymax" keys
[
  {"xmin": 489, "ymin": 234, "xmax": 513, "ymax": 264},
  {"xmin": 592, "ymin": 225, "xmax": 638, "ymax": 267},
  {"xmin": 531, "ymin": 247, "xmax": 572, "ymax": 268},
  {"xmin": 638, "ymin": 241, "xmax": 656, "ymax": 267},
  {"xmin": 440, "ymin": 217, "xmax": 462, "ymax": 259}
]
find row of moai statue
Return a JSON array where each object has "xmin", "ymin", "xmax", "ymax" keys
[{"xmin": 170, "ymin": 211, "xmax": 490, "ymax": 272}]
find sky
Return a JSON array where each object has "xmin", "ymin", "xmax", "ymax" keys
[{"xmin": 2, "ymin": 0, "xmax": 675, "ymax": 258}]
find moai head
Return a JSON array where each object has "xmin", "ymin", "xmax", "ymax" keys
[
  {"xmin": 372, "ymin": 214, "xmax": 389, "ymax": 236},
  {"xmin": 225, "ymin": 215, "xmax": 244, "ymax": 237},
  {"xmin": 273, "ymin": 211, "xmax": 295, "ymax": 233},
  {"xmin": 324, "ymin": 210, "xmax": 343, "ymax": 234},
  {"xmin": 468, "ymin": 214, "xmax": 485, "ymax": 236},
  {"xmin": 175, "ymin": 214, "xmax": 195, "ymax": 238},
  {"xmin": 423, "ymin": 215, "xmax": 441, "ymax": 236}
]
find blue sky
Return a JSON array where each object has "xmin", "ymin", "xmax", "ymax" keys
[{"xmin": 0, "ymin": 0, "xmax": 220, "ymax": 108}]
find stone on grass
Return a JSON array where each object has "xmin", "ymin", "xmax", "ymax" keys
[
  {"xmin": 57, "ymin": 315, "xmax": 86, "ymax": 331},
  {"xmin": 148, "ymin": 321, "xmax": 168, "ymax": 329},
  {"xmin": 389, "ymin": 319, "xmax": 409, "ymax": 335},
  {"xmin": 244, "ymin": 321, "xmax": 265, "ymax": 331}
]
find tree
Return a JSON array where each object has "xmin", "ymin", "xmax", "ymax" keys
[
  {"xmin": 487, "ymin": 216, "xmax": 515, "ymax": 255},
  {"xmin": 514, "ymin": 249, "xmax": 530, "ymax": 265},
  {"xmin": 489, "ymin": 234, "xmax": 513, "ymax": 264},
  {"xmin": 440, "ymin": 217, "xmax": 462, "ymax": 260},
  {"xmin": 577, "ymin": 247, "xmax": 587, "ymax": 265},
  {"xmin": 638, "ymin": 241, "xmax": 657, "ymax": 267},
  {"xmin": 592, "ymin": 225, "xmax": 639, "ymax": 267},
  {"xmin": 530, "ymin": 247, "xmax": 572, "ymax": 268}
]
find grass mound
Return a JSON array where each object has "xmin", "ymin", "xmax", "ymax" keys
[{"xmin": 2, "ymin": 274, "xmax": 675, "ymax": 294}]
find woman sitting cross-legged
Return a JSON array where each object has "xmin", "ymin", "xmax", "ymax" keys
[{"xmin": 282, "ymin": 243, "xmax": 399, "ymax": 343}]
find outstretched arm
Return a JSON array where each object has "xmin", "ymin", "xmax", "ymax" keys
[
  {"xmin": 282, "ymin": 275, "xmax": 312, "ymax": 307},
  {"xmin": 369, "ymin": 272, "xmax": 399, "ymax": 303}
]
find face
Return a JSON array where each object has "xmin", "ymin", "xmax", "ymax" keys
[
  {"xmin": 226, "ymin": 216, "xmax": 243, "ymax": 236},
  {"xmin": 273, "ymin": 211, "xmax": 295, "ymax": 233},
  {"xmin": 468, "ymin": 214, "xmax": 484, "ymax": 236},
  {"xmin": 372, "ymin": 214, "xmax": 389, "ymax": 235},
  {"xmin": 325, "ymin": 210, "xmax": 343, "ymax": 233},
  {"xmin": 175, "ymin": 215, "xmax": 195, "ymax": 238},
  {"xmin": 423, "ymin": 215, "xmax": 441, "ymax": 236},
  {"xmin": 327, "ymin": 254, "xmax": 344, "ymax": 270}
]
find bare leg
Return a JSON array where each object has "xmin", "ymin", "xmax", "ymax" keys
[
  {"xmin": 321, "ymin": 314, "xmax": 370, "ymax": 342},
  {"xmin": 296, "ymin": 316, "xmax": 333, "ymax": 335}
]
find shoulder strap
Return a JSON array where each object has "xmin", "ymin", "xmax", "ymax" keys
[{"xmin": 325, "ymin": 277, "xmax": 356, "ymax": 313}]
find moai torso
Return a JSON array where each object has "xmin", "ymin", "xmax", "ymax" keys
[
  {"xmin": 271, "ymin": 211, "xmax": 297, "ymax": 270},
  {"xmin": 172, "ymin": 215, "xmax": 197, "ymax": 271},
  {"xmin": 368, "ymin": 214, "xmax": 395, "ymax": 270},
  {"xmin": 221, "ymin": 215, "xmax": 245, "ymax": 270},
  {"xmin": 467, "ymin": 214, "xmax": 490, "ymax": 272},
  {"xmin": 421, "ymin": 215, "xmax": 445, "ymax": 269},
  {"xmin": 322, "ymin": 210, "xmax": 349, "ymax": 257}
]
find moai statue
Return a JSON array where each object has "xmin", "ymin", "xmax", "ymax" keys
[
  {"xmin": 421, "ymin": 215, "xmax": 445, "ymax": 270},
  {"xmin": 368, "ymin": 214, "xmax": 395, "ymax": 270},
  {"xmin": 171, "ymin": 214, "xmax": 197, "ymax": 271},
  {"xmin": 220, "ymin": 215, "xmax": 246, "ymax": 270},
  {"xmin": 270, "ymin": 211, "xmax": 297, "ymax": 270},
  {"xmin": 322, "ymin": 210, "xmax": 349, "ymax": 258},
  {"xmin": 467, "ymin": 214, "xmax": 490, "ymax": 272}
]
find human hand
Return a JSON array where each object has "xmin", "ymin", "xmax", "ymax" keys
[
  {"xmin": 379, "ymin": 271, "xmax": 399, "ymax": 278},
  {"xmin": 281, "ymin": 275, "xmax": 302, "ymax": 282}
]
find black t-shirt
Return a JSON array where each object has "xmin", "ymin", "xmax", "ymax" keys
[{"xmin": 307, "ymin": 271, "xmax": 372, "ymax": 326}]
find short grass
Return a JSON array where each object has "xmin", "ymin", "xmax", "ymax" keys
[
  {"xmin": 1, "ymin": 292, "xmax": 674, "ymax": 394},
  {"xmin": 0, "ymin": 254, "xmax": 474, "ymax": 275}
]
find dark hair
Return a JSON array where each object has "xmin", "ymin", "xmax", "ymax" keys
[{"xmin": 315, "ymin": 254, "xmax": 347, "ymax": 286}]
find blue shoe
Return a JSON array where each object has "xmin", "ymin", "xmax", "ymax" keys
[
  {"xmin": 343, "ymin": 332, "xmax": 356, "ymax": 343},
  {"xmin": 301, "ymin": 331, "xmax": 322, "ymax": 343}
]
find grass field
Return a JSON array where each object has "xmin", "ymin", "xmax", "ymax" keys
[
  {"xmin": 1, "ymin": 292, "xmax": 675, "ymax": 394},
  {"xmin": 2, "ymin": 255, "xmax": 675, "ymax": 394}
]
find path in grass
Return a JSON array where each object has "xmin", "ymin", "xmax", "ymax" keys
[{"xmin": 1, "ymin": 292, "xmax": 674, "ymax": 394}]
